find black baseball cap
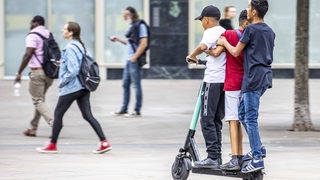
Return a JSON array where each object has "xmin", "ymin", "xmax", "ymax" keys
[{"xmin": 195, "ymin": 5, "xmax": 221, "ymax": 20}]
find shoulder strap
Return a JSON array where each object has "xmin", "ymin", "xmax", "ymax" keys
[
  {"xmin": 129, "ymin": 20, "xmax": 142, "ymax": 52},
  {"xmin": 28, "ymin": 32, "xmax": 47, "ymax": 40},
  {"xmin": 129, "ymin": 37, "xmax": 136, "ymax": 52},
  {"xmin": 235, "ymin": 29, "xmax": 242, "ymax": 40},
  {"xmin": 72, "ymin": 43, "xmax": 86, "ymax": 55},
  {"xmin": 72, "ymin": 43, "xmax": 82, "ymax": 54},
  {"xmin": 27, "ymin": 32, "xmax": 46, "ymax": 65}
]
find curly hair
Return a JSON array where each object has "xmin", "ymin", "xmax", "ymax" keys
[
  {"xmin": 31, "ymin": 15, "xmax": 45, "ymax": 26},
  {"xmin": 251, "ymin": 0, "xmax": 269, "ymax": 18},
  {"xmin": 239, "ymin": 10, "xmax": 248, "ymax": 26}
]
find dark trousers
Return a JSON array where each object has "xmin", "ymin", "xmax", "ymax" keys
[
  {"xmin": 51, "ymin": 89, "xmax": 106, "ymax": 143},
  {"xmin": 200, "ymin": 82, "xmax": 225, "ymax": 159}
]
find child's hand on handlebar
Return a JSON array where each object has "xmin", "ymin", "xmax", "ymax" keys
[{"xmin": 186, "ymin": 56, "xmax": 198, "ymax": 64}]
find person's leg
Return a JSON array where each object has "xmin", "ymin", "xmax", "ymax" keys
[
  {"xmin": 28, "ymin": 70, "xmax": 54, "ymax": 126},
  {"xmin": 238, "ymin": 94, "xmax": 247, "ymax": 133},
  {"xmin": 229, "ymin": 121, "xmax": 243, "ymax": 155},
  {"xmin": 241, "ymin": 87, "xmax": 268, "ymax": 173},
  {"xmin": 243, "ymin": 91, "xmax": 262, "ymax": 159},
  {"xmin": 227, "ymin": 90, "xmax": 243, "ymax": 156},
  {"xmin": 76, "ymin": 90, "xmax": 106, "ymax": 141},
  {"xmin": 50, "ymin": 92, "xmax": 78, "ymax": 144},
  {"xmin": 120, "ymin": 61, "xmax": 131, "ymax": 113},
  {"xmin": 220, "ymin": 90, "xmax": 243, "ymax": 170},
  {"xmin": 220, "ymin": 120, "xmax": 243, "ymax": 170},
  {"xmin": 37, "ymin": 91, "xmax": 77, "ymax": 153},
  {"xmin": 195, "ymin": 83, "xmax": 224, "ymax": 168},
  {"xmin": 76, "ymin": 89, "xmax": 112, "ymax": 154},
  {"xmin": 30, "ymin": 110, "xmax": 41, "ymax": 130},
  {"xmin": 236, "ymin": 121, "xmax": 243, "ymax": 155},
  {"xmin": 129, "ymin": 61, "xmax": 142, "ymax": 113},
  {"xmin": 214, "ymin": 83, "xmax": 225, "ymax": 157}
]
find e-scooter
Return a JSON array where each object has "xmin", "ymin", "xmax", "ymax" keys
[{"xmin": 171, "ymin": 82, "xmax": 264, "ymax": 180}]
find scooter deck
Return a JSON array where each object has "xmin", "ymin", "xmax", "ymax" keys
[{"xmin": 192, "ymin": 166, "xmax": 252, "ymax": 179}]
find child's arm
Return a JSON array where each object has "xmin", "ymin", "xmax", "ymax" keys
[
  {"xmin": 186, "ymin": 43, "xmax": 207, "ymax": 64},
  {"xmin": 206, "ymin": 46, "xmax": 225, "ymax": 57},
  {"xmin": 217, "ymin": 37, "xmax": 246, "ymax": 57}
]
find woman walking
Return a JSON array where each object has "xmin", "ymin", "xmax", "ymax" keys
[{"xmin": 37, "ymin": 22, "xmax": 111, "ymax": 154}]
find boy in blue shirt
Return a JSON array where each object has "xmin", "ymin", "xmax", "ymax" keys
[{"xmin": 217, "ymin": 0, "xmax": 275, "ymax": 173}]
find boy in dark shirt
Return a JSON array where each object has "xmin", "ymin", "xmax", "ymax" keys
[{"xmin": 217, "ymin": 0, "xmax": 275, "ymax": 173}]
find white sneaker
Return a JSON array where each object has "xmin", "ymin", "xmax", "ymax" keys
[{"xmin": 124, "ymin": 111, "xmax": 141, "ymax": 118}]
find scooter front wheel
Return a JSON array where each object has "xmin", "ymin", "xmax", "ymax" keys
[{"xmin": 171, "ymin": 154, "xmax": 191, "ymax": 180}]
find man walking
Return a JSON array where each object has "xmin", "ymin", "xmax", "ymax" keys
[{"xmin": 15, "ymin": 15, "xmax": 54, "ymax": 137}]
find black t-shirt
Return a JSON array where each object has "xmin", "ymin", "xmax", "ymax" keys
[
  {"xmin": 219, "ymin": 19, "xmax": 233, "ymax": 30},
  {"xmin": 240, "ymin": 23, "xmax": 276, "ymax": 92}
]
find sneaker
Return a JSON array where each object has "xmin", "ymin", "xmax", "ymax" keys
[
  {"xmin": 220, "ymin": 155, "xmax": 241, "ymax": 171},
  {"xmin": 92, "ymin": 140, "xmax": 112, "ymax": 154},
  {"xmin": 243, "ymin": 146, "xmax": 266, "ymax": 161},
  {"xmin": 24, "ymin": 129, "xmax": 36, "ymax": 137},
  {"xmin": 111, "ymin": 111, "xmax": 128, "ymax": 116},
  {"xmin": 194, "ymin": 157, "xmax": 222, "ymax": 169},
  {"xmin": 241, "ymin": 158, "xmax": 264, "ymax": 173},
  {"xmin": 124, "ymin": 111, "xmax": 141, "ymax": 117},
  {"xmin": 36, "ymin": 143, "xmax": 57, "ymax": 153}
]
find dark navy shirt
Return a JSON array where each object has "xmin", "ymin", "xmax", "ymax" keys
[{"xmin": 240, "ymin": 23, "xmax": 275, "ymax": 92}]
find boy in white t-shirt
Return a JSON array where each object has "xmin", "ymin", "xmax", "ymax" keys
[{"xmin": 187, "ymin": 5, "xmax": 226, "ymax": 169}]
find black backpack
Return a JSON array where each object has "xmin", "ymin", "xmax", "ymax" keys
[
  {"xmin": 29, "ymin": 32, "xmax": 61, "ymax": 79},
  {"xmin": 72, "ymin": 44, "xmax": 100, "ymax": 92},
  {"xmin": 126, "ymin": 19, "xmax": 150, "ymax": 66}
]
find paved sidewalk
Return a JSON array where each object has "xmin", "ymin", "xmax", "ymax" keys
[{"xmin": 0, "ymin": 79, "xmax": 320, "ymax": 180}]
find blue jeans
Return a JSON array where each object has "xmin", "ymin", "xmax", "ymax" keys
[
  {"xmin": 121, "ymin": 61, "xmax": 142, "ymax": 112},
  {"xmin": 238, "ymin": 86, "xmax": 267, "ymax": 159}
]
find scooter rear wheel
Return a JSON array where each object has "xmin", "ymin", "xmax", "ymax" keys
[
  {"xmin": 171, "ymin": 155, "xmax": 191, "ymax": 180},
  {"xmin": 243, "ymin": 170, "xmax": 264, "ymax": 180}
]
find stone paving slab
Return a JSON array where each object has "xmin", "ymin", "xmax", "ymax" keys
[{"xmin": 0, "ymin": 79, "xmax": 320, "ymax": 180}]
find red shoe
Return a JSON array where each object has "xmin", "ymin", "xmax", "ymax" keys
[
  {"xmin": 36, "ymin": 143, "xmax": 57, "ymax": 153},
  {"xmin": 92, "ymin": 140, "xmax": 112, "ymax": 154}
]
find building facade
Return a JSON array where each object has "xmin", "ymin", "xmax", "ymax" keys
[{"xmin": 1, "ymin": 0, "xmax": 320, "ymax": 79}]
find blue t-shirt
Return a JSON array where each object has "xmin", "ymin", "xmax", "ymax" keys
[
  {"xmin": 127, "ymin": 23, "xmax": 148, "ymax": 60},
  {"xmin": 240, "ymin": 23, "xmax": 275, "ymax": 92}
]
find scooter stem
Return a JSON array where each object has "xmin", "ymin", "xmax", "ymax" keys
[{"xmin": 189, "ymin": 82, "xmax": 203, "ymax": 130}]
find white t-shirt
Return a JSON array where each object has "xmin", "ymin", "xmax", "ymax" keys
[{"xmin": 200, "ymin": 26, "xmax": 226, "ymax": 83}]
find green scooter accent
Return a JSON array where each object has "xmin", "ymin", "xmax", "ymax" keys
[{"xmin": 189, "ymin": 83, "xmax": 203, "ymax": 130}]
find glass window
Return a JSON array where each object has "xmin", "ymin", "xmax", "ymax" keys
[
  {"xmin": 51, "ymin": 0, "xmax": 95, "ymax": 56},
  {"xmin": 266, "ymin": 0, "xmax": 296, "ymax": 64},
  {"xmin": 310, "ymin": 0, "xmax": 320, "ymax": 64},
  {"xmin": 4, "ymin": 0, "xmax": 95, "ymax": 77},
  {"xmin": 104, "ymin": 0, "xmax": 144, "ymax": 65},
  {"xmin": 4, "ymin": 0, "xmax": 47, "ymax": 76}
]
